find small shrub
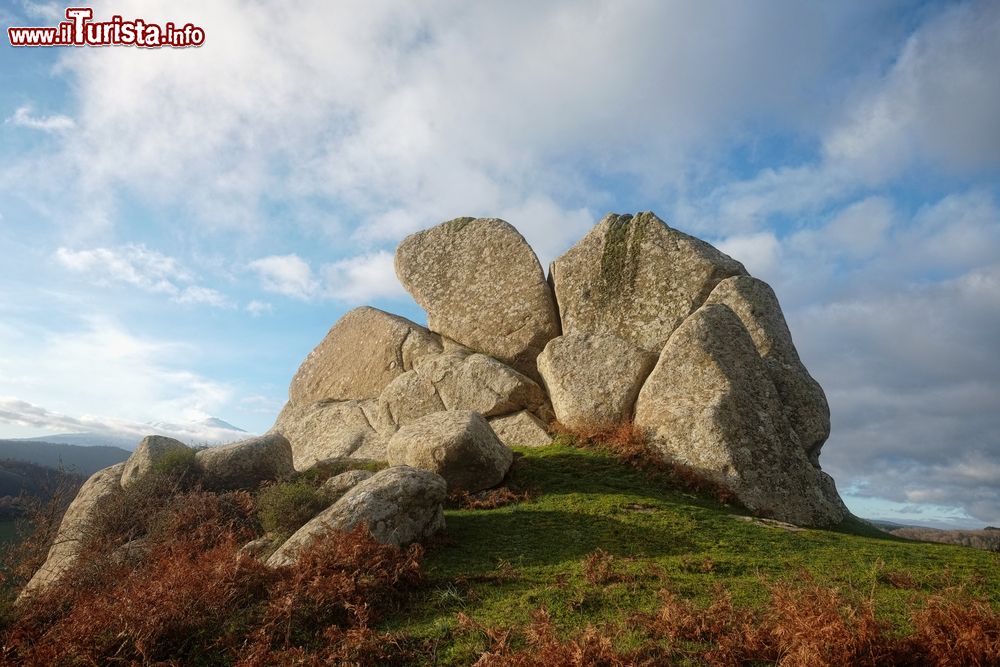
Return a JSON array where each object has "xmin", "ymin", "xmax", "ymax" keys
[
  {"xmin": 583, "ymin": 548, "xmax": 618, "ymax": 585},
  {"xmin": 151, "ymin": 446, "xmax": 199, "ymax": 481},
  {"xmin": 904, "ymin": 592, "xmax": 1000, "ymax": 665},
  {"xmin": 240, "ymin": 524, "xmax": 424, "ymax": 662},
  {"xmin": 449, "ymin": 486, "xmax": 532, "ymax": 510},
  {"xmin": 256, "ymin": 481, "xmax": 328, "ymax": 537}
]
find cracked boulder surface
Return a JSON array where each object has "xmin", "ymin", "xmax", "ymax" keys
[
  {"xmin": 379, "ymin": 350, "xmax": 550, "ymax": 428},
  {"xmin": 288, "ymin": 306, "xmax": 442, "ymax": 404},
  {"xmin": 549, "ymin": 211, "xmax": 746, "ymax": 354},
  {"xmin": 394, "ymin": 217, "xmax": 560, "ymax": 381},
  {"xmin": 271, "ymin": 399, "xmax": 394, "ymax": 470}
]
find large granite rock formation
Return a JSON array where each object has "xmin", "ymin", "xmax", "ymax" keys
[
  {"xmin": 22, "ymin": 210, "xmax": 849, "ymax": 598},
  {"xmin": 395, "ymin": 217, "xmax": 559, "ymax": 379}
]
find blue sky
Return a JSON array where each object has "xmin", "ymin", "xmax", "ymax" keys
[{"xmin": 1, "ymin": 0, "xmax": 998, "ymax": 528}]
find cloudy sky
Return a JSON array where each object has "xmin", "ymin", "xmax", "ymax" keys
[{"xmin": 1, "ymin": 1, "xmax": 998, "ymax": 528}]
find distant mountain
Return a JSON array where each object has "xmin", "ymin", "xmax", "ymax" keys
[
  {"xmin": 19, "ymin": 432, "xmax": 141, "ymax": 449},
  {"xmin": 13, "ymin": 416, "xmax": 250, "ymax": 451},
  {"xmin": 0, "ymin": 439, "xmax": 131, "ymax": 477}
]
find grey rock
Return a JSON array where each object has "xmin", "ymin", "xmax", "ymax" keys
[
  {"xmin": 320, "ymin": 469, "xmax": 374, "ymax": 503},
  {"xmin": 387, "ymin": 411, "xmax": 512, "ymax": 493},
  {"xmin": 267, "ymin": 466, "xmax": 446, "ymax": 567},
  {"xmin": 19, "ymin": 463, "xmax": 126, "ymax": 599},
  {"xmin": 272, "ymin": 399, "xmax": 388, "ymax": 471},
  {"xmin": 705, "ymin": 275, "xmax": 830, "ymax": 463},
  {"xmin": 550, "ymin": 212, "xmax": 746, "ymax": 353},
  {"xmin": 238, "ymin": 536, "xmax": 277, "ymax": 560},
  {"xmin": 489, "ymin": 410, "xmax": 552, "ymax": 448},
  {"xmin": 379, "ymin": 371, "xmax": 447, "ymax": 427},
  {"xmin": 196, "ymin": 433, "xmax": 294, "ymax": 491},
  {"xmin": 120, "ymin": 435, "xmax": 191, "ymax": 488},
  {"xmin": 379, "ymin": 350, "xmax": 549, "ymax": 427},
  {"xmin": 288, "ymin": 306, "xmax": 442, "ymax": 404},
  {"xmin": 633, "ymin": 304, "xmax": 847, "ymax": 526},
  {"xmin": 395, "ymin": 217, "xmax": 559, "ymax": 379},
  {"xmin": 537, "ymin": 332, "xmax": 657, "ymax": 430}
]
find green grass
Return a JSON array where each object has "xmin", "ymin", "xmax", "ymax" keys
[{"xmin": 382, "ymin": 444, "xmax": 999, "ymax": 664}]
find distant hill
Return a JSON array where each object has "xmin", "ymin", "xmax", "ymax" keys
[
  {"xmin": 889, "ymin": 526, "xmax": 1000, "ymax": 552},
  {"xmin": 0, "ymin": 459, "xmax": 85, "ymax": 520},
  {"xmin": 0, "ymin": 440, "xmax": 131, "ymax": 477}
]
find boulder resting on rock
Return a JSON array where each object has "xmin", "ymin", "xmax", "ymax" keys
[
  {"xmin": 196, "ymin": 433, "xmax": 294, "ymax": 491},
  {"xmin": 267, "ymin": 466, "xmax": 446, "ymax": 567},
  {"xmin": 704, "ymin": 275, "xmax": 830, "ymax": 463},
  {"xmin": 379, "ymin": 350, "xmax": 550, "ymax": 428},
  {"xmin": 537, "ymin": 332, "xmax": 657, "ymax": 430},
  {"xmin": 289, "ymin": 306, "xmax": 442, "ymax": 404},
  {"xmin": 489, "ymin": 410, "xmax": 552, "ymax": 448},
  {"xmin": 120, "ymin": 435, "xmax": 191, "ymax": 488},
  {"xmin": 19, "ymin": 463, "xmax": 126, "ymax": 599},
  {"xmin": 395, "ymin": 217, "xmax": 559, "ymax": 379},
  {"xmin": 387, "ymin": 410, "xmax": 512, "ymax": 493},
  {"xmin": 271, "ymin": 399, "xmax": 389, "ymax": 471}
]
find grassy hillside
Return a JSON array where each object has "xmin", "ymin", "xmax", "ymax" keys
[
  {"xmin": 3, "ymin": 441, "xmax": 996, "ymax": 665},
  {"xmin": 387, "ymin": 444, "xmax": 999, "ymax": 663}
]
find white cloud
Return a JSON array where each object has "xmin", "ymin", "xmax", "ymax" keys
[
  {"xmin": 6, "ymin": 0, "xmax": 908, "ymax": 244},
  {"xmin": 697, "ymin": 1, "xmax": 1000, "ymax": 234},
  {"xmin": 245, "ymin": 300, "xmax": 273, "ymax": 317},
  {"xmin": 56, "ymin": 244, "xmax": 190, "ymax": 294},
  {"xmin": 717, "ymin": 232, "xmax": 780, "ymax": 278},
  {"xmin": 250, "ymin": 251, "xmax": 405, "ymax": 303},
  {"xmin": 248, "ymin": 254, "xmax": 319, "ymax": 300},
  {"xmin": 5, "ymin": 105, "xmax": 76, "ymax": 133},
  {"xmin": 0, "ymin": 317, "xmax": 234, "ymax": 429},
  {"xmin": 321, "ymin": 251, "xmax": 405, "ymax": 302},
  {"xmin": 20, "ymin": 1, "xmax": 62, "ymax": 21},
  {"xmin": 824, "ymin": 1, "xmax": 1000, "ymax": 175},
  {"xmin": 175, "ymin": 285, "xmax": 231, "ymax": 308},
  {"xmin": 55, "ymin": 244, "xmax": 230, "ymax": 307},
  {"xmin": 0, "ymin": 397, "xmax": 248, "ymax": 446}
]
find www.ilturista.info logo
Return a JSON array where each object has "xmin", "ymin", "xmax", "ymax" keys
[{"xmin": 8, "ymin": 7, "xmax": 205, "ymax": 48}]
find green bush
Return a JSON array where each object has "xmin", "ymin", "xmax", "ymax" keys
[
  {"xmin": 150, "ymin": 447, "xmax": 199, "ymax": 483},
  {"xmin": 256, "ymin": 481, "xmax": 328, "ymax": 537}
]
